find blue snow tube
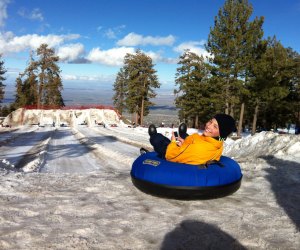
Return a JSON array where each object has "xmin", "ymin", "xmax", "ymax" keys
[{"xmin": 131, "ymin": 152, "xmax": 242, "ymax": 199}]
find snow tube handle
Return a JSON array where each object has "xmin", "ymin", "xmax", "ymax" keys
[{"xmin": 197, "ymin": 160, "xmax": 224, "ymax": 169}]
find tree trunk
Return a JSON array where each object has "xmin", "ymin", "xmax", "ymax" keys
[
  {"xmin": 225, "ymin": 101, "xmax": 229, "ymax": 115},
  {"xmin": 195, "ymin": 114, "xmax": 199, "ymax": 129},
  {"xmin": 230, "ymin": 104, "xmax": 234, "ymax": 117},
  {"xmin": 140, "ymin": 78, "xmax": 147, "ymax": 126},
  {"xmin": 140, "ymin": 98, "xmax": 144, "ymax": 126},
  {"xmin": 252, "ymin": 101, "xmax": 259, "ymax": 135},
  {"xmin": 225, "ymin": 78, "xmax": 230, "ymax": 115},
  {"xmin": 38, "ymin": 72, "xmax": 44, "ymax": 109},
  {"xmin": 135, "ymin": 112, "xmax": 138, "ymax": 125},
  {"xmin": 237, "ymin": 103, "xmax": 244, "ymax": 137},
  {"xmin": 37, "ymin": 84, "xmax": 42, "ymax": 109}
]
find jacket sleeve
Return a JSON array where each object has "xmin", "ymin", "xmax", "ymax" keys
[{"xmin": 165, "ymin": 135, "xmax": 195, "ymax": 161}]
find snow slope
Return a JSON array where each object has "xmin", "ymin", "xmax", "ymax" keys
[{"xmin": 0, "ymin": 109, "xmax": 299, "ymax": 249}]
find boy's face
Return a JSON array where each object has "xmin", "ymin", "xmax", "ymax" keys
[{"xmin": 203, "ymin": 118, "xmax": 220, "ymax": 137}]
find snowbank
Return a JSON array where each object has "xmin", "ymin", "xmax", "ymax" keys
[
  {"xmin": 2, "ymin": 108, "xmax": 121, "ymax": 127},
  {"xmin": 224, "ymin": 131, "xmax": 300, "ymax": 160}
]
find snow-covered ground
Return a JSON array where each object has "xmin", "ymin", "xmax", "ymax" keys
[{"xmin": 0, "ymin": 109, "xmax": 299, "ymax": 249}]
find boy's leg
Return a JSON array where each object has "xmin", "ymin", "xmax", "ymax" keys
[{"xmin": 149, "ymin": 133, "xmax": 171, "ymax": 159}]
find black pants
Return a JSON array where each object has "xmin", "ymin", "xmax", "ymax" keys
[{"xmin": 149, "ymin": 133, "xmax": 171, "ymax": 159}]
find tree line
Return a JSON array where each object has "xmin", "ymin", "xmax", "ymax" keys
[
  {"xmin": 113, "ymin": 0, "xmax": 300, "ymax": 135},
  {"xmin": 1, "ymin": 0, "xmax": 299, "ymax": 134},
  {"xmin": 0, "ymin": 44, "xmax": 64, "ymax": 117}
]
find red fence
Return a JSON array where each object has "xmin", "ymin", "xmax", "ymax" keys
[
  {"xmin": 22, "ymin": 104, "xmax": 121, "ymax": 118},
  {"xmin": 23, "ymin": 104, "xmax": 115, "ymax": 110}
]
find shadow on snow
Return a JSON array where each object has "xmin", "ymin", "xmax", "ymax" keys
[
  {"xmin": 261, "ymin": 155, "xmax": 300, "ymax": 231},
  {"xmin": 160, "ymin": 220, "xmax": 246, "ymax": 250}
]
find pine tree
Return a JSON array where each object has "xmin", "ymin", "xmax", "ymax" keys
[
  {"xmin": 13, "ymin": 44, "xmax": 64, "ymax": 109},
  {"xmin": 36, "ymin": 44, "xmax": 64, "ymax": 107},
  {"xmin": 206, "ymin": 0, "xmax": 264, "ymax": 134},
  {"xmin": 13, "ymin": 53, "xmax": 39, "ymax": 109},
  {"xmin": 249, "ymin": 37, "xmax": 293, "ymax": 132},
  {"xmin": 0, "ymin": 54, "xmax": 7, "ymax": 106},
  {"xmin": 175, "ymin": 50, "xmax": 211, "ymax": 128},
  {"xmin": 14, "ymin": 74, "xmax": 26, "ymax": 108},
  {"xmin": 287, "ymin": 49, "xmax": 300, "ymax": 128},
  {"xmin": 122, "ymin": 50, "xmax": 160, "ymax": 125},
  {"xmin": 272, "ymin": 48, "xmax": 300, "ymax": 129},
  {"xmin": 113, "ymin": 68, "xmax": 128, "ymax": 115}
]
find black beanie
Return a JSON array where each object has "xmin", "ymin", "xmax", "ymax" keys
[{"xmin": 214, "ymin": 114, "xmax": 236, "ymax": 139}]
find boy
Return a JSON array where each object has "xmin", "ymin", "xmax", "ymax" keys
[{"xmin": 148, "ymin": 114, "xmax": 236, "ymax": 165}]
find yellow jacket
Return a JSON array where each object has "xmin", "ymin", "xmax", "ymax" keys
[{"xmin": 165, "ymin": 133, "xmax": 223, "ymax": 165}]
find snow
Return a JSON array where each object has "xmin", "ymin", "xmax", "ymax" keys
[{"xmin": 0, "ymin": 109, "xmax": 300, "ymax": 249}]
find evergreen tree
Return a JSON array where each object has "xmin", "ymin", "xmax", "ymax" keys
[
  {"xmin": 25, "ymin": 66, "xmax": 39, "ymax": 105},
  {"xmin": 174, "ymin": 50, "xmax": 211, "ymax": 128},
  {"xmin": 284, "ymin": 48, "xmax": 300, "ymax": 128},
  {"xmin": 0, "ymin": 105, "xmax": 11, "ymax": 117},
  {"xmin": 14, "ymin": 53, "xmax": 39, "ymax": 109},
  {"xmin": 44, "ymin": 74, "xmax": 64, "ymax": 106},
  {"xmin": 0, "ymin": 54, "xmax": 7, "ymax": 106},
  {"xmin": 249, "ymin": 37, "xmax": 293, "ymax": 133},
  {"xmin": 113, "ymin": 68, "xmax": 128, "ymax": 115},
  {"xmin": 122, "ymin": 50, "xmax": 160, "ymax": 125},
  {"xmin": 36, "ymin": 44, "xmax": 64, "ymax": 107},
  {"xmin": 206, "ymin": 0, "xmax": 264, "ymax": 134},
  {"xmin": 14, "ymin": 74, "xmax": 26, "ymax": 108},
  {"xmin": 13, "ymin": 44, "xmax": 64, "ymax": 109}
]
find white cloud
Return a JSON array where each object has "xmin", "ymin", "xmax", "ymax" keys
[
  {"xmin": 0, "ymin": 0, "xmax": 10, "ymax": 27},
  {"xmin": 0, "ymin": 32, "xmax": 80, "ymax": 54},
  {"xmin": 173, "ymin": 40, "xmax": 211, "ymax": 59},
  {"xmin": 18, "ymin": 8, "xmax": 44, "ymax": 21},
  {"xmin": 144, "ymin": 50, "xmax": 163, "ymax": 62},
  {"xmin": 57, "ymin": 43, "xmax": 85, "ymax": 62},
  {"xmin": 143, "ymin": 50, "xmax": 175, "ymax": 64},
  {"xmin": 30, "ymin": 8, "xmax": 44, "ymax": 21},
  {"xmin": 117, "ymin": 32, "xmax": 175, "ymax": 47},
  {"xmin": 143, "ymin": 50, "xmax": 177, "ymax": 64},
  {"xmin": 105, "ymin": 28, "xmax": 117, "ymax": 39},
  {"xmin": 86, "ymin": 47, "xmax": 170, "ymax": 67},
  {"xmin": 86, "ymin": 47, "xmax": 176, "ymax": 67},
  {"xmin": 87, "ymin": 46, "xmax": 135, "ymax": 66},
  {"xmin": 103, "ymin": 25, "xmax": 126, "ymax": 39},
  {"xmin": 0, "ymin": 30, "xmax": 174, "ymax": 66}
]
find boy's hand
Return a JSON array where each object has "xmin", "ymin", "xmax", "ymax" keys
[
  {"xmin": 171, "ymin": 131, "xmax": 184, "ymax": 146},
  {"xmin": 171, "ymin": 131, "xmax": 177, "ymax": 141},
  {"xmin": 177, "ymin": 136, "xmax": 184, "ymax": 146}
]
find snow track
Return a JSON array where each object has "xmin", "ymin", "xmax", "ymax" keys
[
  {"xmin": 0, "ymin": 125, "xmax": 145, "ymax": 174},
  {"xmin": 0, "ymin": 126, "xmax": 54, "ymax": 171},
  {"xmin": 73, "ymin": 126, "xmax": 141, "ymax": 170},
  {"xmin": 0, "ymin": 126, "xmax": 39, "ymax": 146},
  {"xmin": 92, "ymin": 125, "xmax": 152, "ymax": 150},
  {"xmin": 40, "ymin": 127, "xmax": 104, "ymax": 173}
]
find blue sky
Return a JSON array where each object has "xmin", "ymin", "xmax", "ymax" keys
[{"xmin": 1, "ymin": 0, "xmax": 300, "ymax": 91}]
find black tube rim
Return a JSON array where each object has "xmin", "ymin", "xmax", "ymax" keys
[{"xmin": 131, "ymin": 174, "xmax": 243, "ymax": 200}]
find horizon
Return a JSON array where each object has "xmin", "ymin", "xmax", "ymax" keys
[{"xmin": 2, "ymin": 80, "xmax": 177, "ymax": 109}]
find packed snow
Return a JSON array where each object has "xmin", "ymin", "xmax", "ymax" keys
[{"xmin": 0, "ymin": 108, "xmax": 299, "ymax": 249}]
